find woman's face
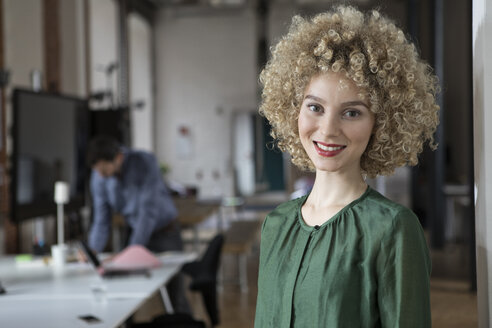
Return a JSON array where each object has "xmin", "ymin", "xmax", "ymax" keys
[{"xmin": 298, "ymin": 72, "xmax": 375, "ymax": 175}]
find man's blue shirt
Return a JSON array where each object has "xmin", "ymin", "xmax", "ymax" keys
[{"xmin": 88, "ymin": 148, "xmax": 177, "ymax": 252}]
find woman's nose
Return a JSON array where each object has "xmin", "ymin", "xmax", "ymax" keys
[{"xmin": 319, "ymin": 113, "xmax": 340, "ymax": 136}]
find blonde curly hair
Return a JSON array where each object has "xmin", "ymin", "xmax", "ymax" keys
[{"xmin": 259, "ymin": 6, "xmax": 440, "ymax": 177}]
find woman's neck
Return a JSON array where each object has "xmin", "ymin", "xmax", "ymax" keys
[{"xmin": 307, "ymin": 169, "xmax": 367, "ymax": 209}]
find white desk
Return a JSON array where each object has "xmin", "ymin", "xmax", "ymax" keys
[{"xmin": 0, "ymin": 252, "xmax": 196, "ymax": 328}]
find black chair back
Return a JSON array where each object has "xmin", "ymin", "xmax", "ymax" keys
[{"xmin": 181, "ymin": 234, "xmax": 224, "ymax": 327}]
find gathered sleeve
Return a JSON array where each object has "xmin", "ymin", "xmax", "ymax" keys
[{"xmin": 376, "ymin": 209, "xmax": 432, "ymax": 327}]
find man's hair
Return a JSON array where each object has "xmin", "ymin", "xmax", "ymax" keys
[
  {"xmin": 87, "ymin": 136, "xmax": 121, "ymax": 166},
  {"xmin": 259, "ymin": 6, "xmax": 440, "ymax": 177}
]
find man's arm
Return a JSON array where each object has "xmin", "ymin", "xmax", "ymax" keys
[
  {"xmin": 88, "ymin": 171, "xmax": 112, "ymax": 252},
  {"xmin": 128, "ymin": 154, "xmax": 177, "ymax": 246}
]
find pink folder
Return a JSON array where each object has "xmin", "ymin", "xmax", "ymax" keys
[{"xmin": 107, "ymin": 245, "xmax": 162, "ymax": 270}]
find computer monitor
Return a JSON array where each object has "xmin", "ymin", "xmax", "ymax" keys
[{"xmin": 10, "ymin": 89, "xmax": 90, "ymax": 222}]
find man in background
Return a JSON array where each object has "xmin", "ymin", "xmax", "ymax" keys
[{"xmin": 87, "ymin": 135, "xmax": 189, "ymax": 312}]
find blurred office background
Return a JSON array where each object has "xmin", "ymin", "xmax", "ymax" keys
[{"xmin": 0, "ymin": 0, "xmax": 487, "ymax": 327}]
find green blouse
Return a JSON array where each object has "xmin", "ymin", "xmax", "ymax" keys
[{"xmin": 254, "ymin": 187, "xmax": 431, "ymax": 328}]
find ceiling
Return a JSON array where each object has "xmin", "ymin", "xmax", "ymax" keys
[{"xmin": 147, "ymin": 0, "xmax": 374, "ymax": 9}]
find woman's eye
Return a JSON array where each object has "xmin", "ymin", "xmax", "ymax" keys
[
  {"xmin": 307, "ymin": 104, "xmax": 322, "ymax": 113},
  {"xmin": 343, "ymin": 110, "xmax": 361, "ymax": 118}
]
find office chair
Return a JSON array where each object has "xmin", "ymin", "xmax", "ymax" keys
[{"xmin": 134, "ymin": 234, "xmax": 224, "ymax": 328}]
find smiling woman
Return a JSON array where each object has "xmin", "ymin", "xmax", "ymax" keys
[
  {"xmin": 298, "ymin": 72, "xmax": 375, "ymax": 177},
  {"xmin": 255, "ymin": 5, "xmax": 440, "ymax": 328},
  {"xmin": 259, "ymin": 7, "xmax": 439, "ymax": 178}
]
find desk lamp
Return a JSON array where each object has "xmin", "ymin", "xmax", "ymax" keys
[{"xmin": 51, "ymin": 181, "xmax": 69, "ymax": 268}]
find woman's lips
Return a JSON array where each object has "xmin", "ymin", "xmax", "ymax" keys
[{"xmin": 313, "ymin": 141, "xmax": 346, "ymax": 157}]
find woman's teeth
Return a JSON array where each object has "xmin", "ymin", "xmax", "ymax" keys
[{"xmin": 316, "ymin": 143, "xmax": 344, "ymax": 151}]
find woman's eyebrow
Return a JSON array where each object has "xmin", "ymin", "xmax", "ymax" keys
[
  {"xmin": 304, "ymin": 96, "xmax": 369, "ymax": 109},
  {"xmin": 304, "ymin": 94, "xmax": 325, "ymax": 103},
  {"xmin": 341, "ymin": 100, "xmax": 369, "ymax": 108}
]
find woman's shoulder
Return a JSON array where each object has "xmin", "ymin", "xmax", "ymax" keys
[
  {"xmin": 361, "ymin": 188, "xmax": 420, "ymax": 226},
  {"xmin": 355, "ymin": 188, "xmax": 425, "ymax": 246},
  {"xmin": 263, "ymin": 195, "xmax": 306, "ymax": 225},
  {"xmin": 270, "ymin": 195, "xmax": 305, "ymax": 214}
]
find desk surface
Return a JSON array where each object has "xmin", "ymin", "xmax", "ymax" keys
[{"xmin": 0, "ymin": 252, "xmax": 196, "ymax": 328}]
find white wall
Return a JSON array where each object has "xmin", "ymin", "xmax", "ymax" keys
[
  {"xmin": 4, "ymin": 0, "xmax": 86, "ymax": 96},
  {"xmin": 128, "ymin": 12, "xmax": 154, "ymax": 151},
  {"xmin": 154, "ymin": 8, "xmax": 257, "ymax": 198},
  {"xmin": 4, "ymin": 0, "xmax": 43, "ymax": 89},
  {"xmin": 89, "ymin": 1, "xmax": 154, "ymax": 150},
  {"xmin": 88, "ymin": 0, "xmax": 118, "ymax": 104},
  {"xmin": 472, "ymin": 0, "xmax": 492, "ymax": 326},
  {"xmin": 60, "ymin": 0, "xmax": 87, "ymax": 97}
]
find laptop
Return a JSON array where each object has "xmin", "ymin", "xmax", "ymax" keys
[{"xmin": 78, "ymin": 241, "xmax": 161, "ymax": 278}]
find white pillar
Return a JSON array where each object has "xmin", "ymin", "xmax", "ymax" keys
[{"xmin": 472, "ymin": 0, "xmax": 492, "ymax": 326}]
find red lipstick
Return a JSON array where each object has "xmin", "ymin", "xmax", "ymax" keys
[{"xmin": 313, "ymin": 141, "xmax": 346, "ymax": 157}]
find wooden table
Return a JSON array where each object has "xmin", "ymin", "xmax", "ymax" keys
[
  {"xmin": 174, "ymin": 198, "xmax": 218, "ymax": 227},
  {"xmin": 174, "ymin": 197, "xmax": 220, "ymax": 249}
]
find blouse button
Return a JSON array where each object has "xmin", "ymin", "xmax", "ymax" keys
[{"xmin": 314, "ymin": 225, "xmax": 320, "ymax": 230}]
